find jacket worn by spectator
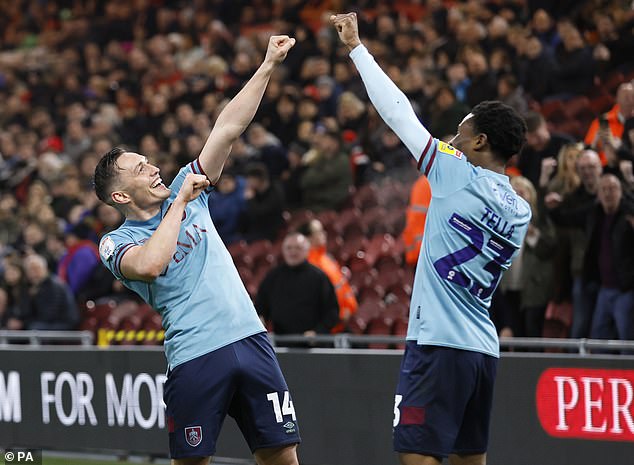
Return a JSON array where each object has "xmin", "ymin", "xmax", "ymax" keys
[
  {"xmin": 256, "ymin": 260, "xmax": 339, "ymax": 336},
  {"xmin": 20, "ymin": 275, "xmax": 79, "ymax": 330},
  {"xmin": 583, "ymin": 199, "xmax": 634, "ymax": 291}
]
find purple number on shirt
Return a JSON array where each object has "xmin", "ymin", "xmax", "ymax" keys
[{"xmin": 433, "ymin": 213, "xmax": 517, "ymax": 300}]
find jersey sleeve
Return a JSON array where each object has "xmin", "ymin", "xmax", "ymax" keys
[
  {"xmin": 349, "ymin": 45, "xmax": 431, "ymax": 167},
  {"xmin": 421, "ymin": 139, "xmax": 476, "ymax": 197},
  {"xmin": 99, "ymin": 231, "xmax": 137, "ymax": 281},
  {"xmin": 349, "ymin": 45, "xmax": 474, "ymax": 196},
  {"xmin": 169, "ymin": 159, "xmax": 214, "ymax": 207}
]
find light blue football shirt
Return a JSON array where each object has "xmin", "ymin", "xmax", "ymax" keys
[
  {"xmin": 350, "ymin": 44, "xmax": 531, "ymax": 357},
  {"xmin": 99, "ymin": 160, "xmax": 265, "ymax": 368},
  {"xmin": 408, "ymin": 139, "xmax": 531, "ymax": 357}
]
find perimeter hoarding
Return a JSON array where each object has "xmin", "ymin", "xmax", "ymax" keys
[{"xmin": 0, "ymin": 347, "xmax": 633, "ymax": 465}]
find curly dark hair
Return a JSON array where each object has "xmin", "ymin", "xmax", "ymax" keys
[
  {"xmin": 470, "ymin": 101, "xmax": 527, "ymax": 162},
  {"xmin": 93, "ymin": 147, "xmax": 127, "ymax": 206}
]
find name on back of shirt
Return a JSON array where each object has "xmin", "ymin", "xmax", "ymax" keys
[{"xmin": 480, "ymin": 207, "xmax": 515, "ymax": 240}]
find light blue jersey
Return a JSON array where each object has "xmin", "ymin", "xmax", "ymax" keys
[
  {"xmin": 408, "ymin": 139, "xmax": 531, "ymax": 357},
  {"xmin": 99, "ymin": 160, "xmax": 265, "ymax": 368},
  {"xmin": 350, "ymin": 45, "xmax": 530, "ymax": 358}
]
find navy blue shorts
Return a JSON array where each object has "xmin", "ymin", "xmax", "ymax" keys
[
  {"xmin": 164, "ymin": 332, "xmax": 301, "ymax": 459},
  {"xmin": 393, "ymin": 343, "xmax": 498, "ymax": 458}
]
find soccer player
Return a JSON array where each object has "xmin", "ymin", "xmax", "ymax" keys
[
  {"xmin": 331, "ymin": 13, "xmax": 530, "ymax": 465},
  {"xmin": 94, "ymin": 36, "xmax": 300, "ymax": 465}
]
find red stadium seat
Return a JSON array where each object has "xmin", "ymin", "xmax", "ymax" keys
[
  {"xmin": 589, "ymin": 94, "xmax": 615, "ymax": 115},
  {"xmin": 362, "ymin": 207, "xmax": 389, "ymax": 236},
  {"xmin": 540, "ymin": 100, "xmax": 567, "ymax": 123},
  {"xmin": 357, "ymin": 283, "xmax": 385, "ymax": 304},
  {"xmin": 348, "ymin": 299, "xmax": 384, "ymax": 334},
  {"xmin": 353, "ymin": 184, "xmax": 380, "ymax": 211},
  {"xmin": 375, "ymin": 254, "xmax": 403, "ymax": 276},
  {"xmin": 338, "ymin": 236, "xmax": 368, "ymax": 264},
  {"xmin": 367, "ymin": 316, "xmax": 393, "ymax": 348}
]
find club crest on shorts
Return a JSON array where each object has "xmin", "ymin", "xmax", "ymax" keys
[{"xmin": 185, "ymin": 426, "xmax": 203, "ymax": 447}]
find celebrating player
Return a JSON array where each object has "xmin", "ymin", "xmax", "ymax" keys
[
  {"xmin": 94, "ymin": 36, "xmax": 300, "ymax": 465},
  {"xmin": 332, "ymin": 13, "xmax": 530, "ymax": 465}
]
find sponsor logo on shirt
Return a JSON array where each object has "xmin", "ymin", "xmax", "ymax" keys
[
  {"xmin": 437, "ymin": 141, "xmax": 463, "ymax": 159},
  {"xmin": 99, "ymin": 236, "xmax": 115, "ymax": 261}
]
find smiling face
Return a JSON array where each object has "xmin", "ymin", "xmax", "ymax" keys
[{"xmin": 110, "ymin": 152, "xmax": 171, "ymax": 210}]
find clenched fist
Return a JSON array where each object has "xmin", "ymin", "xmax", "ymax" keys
[
  {"xmin": 177, "ymin": 173, "xmax": 210, "ymax": 203},
  {"xmin": 330, "ymin": 13, "xmax": 362, "ymax": 51},
  {"xmin": 264, "ymin": 35, "xmax": 296, "ymax": 65}
]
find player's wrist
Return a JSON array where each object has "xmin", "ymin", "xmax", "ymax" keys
[
  {"xmin": 173, "ymin": 195, "xmax": 189, "ymax": 208},
  {"xmin": 346, "ymin": 39, "xmax": 362, "ymax": 52}
]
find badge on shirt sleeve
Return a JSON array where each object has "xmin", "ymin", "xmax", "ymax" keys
[
  {"xmin": 438, "ymin": 141, "xmax": 463, "ymax": 159},
  {"xmin": 100, "ymin": 236, "xmax": 115, "ymax": 261}
]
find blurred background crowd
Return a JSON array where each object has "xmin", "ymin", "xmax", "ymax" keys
[{"xmin": 1, "ymin": 0, "xmax": 633, "ymax": 347}]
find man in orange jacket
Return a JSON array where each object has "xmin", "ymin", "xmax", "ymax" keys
[
  {"xmin": 402, "ymin": 175, "xmax": 432, "ymax": 266},
  {"xmin": 299, "ymin": 219, "xmax": 357, "ymax": 332},
  {"xmin": 584, "ymin": 82, "xmax": 634, "ymax": 164}
]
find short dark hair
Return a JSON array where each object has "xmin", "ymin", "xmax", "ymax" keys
[
  {"xmin": 93, "ymin": 147, "xmax": 126, "ymax": 205},
  {"xmin": 523, "ymin": 110, "xmax": 545, "ymax": 133},
  {"xmin": 245, "ymin": 162, "xmax": 270, "ymax": 182},
  {"xmin": 470, "ymin": 101, "xmax": 527, "ymax": 162}
]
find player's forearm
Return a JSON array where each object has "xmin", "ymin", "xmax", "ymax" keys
[
  {"xmin": 217, "ymin": 60, "xmax": 275, "ymax": 138},
  {"xmin": 134, "ymin": 198, "xmax": 187, "ymax": 278},
  {"xmin": 349, "ymin": 44, "xmax": 429, "ymax": 158},
  {"xmin": 198, "ymin": 61, "xmax": 275, "ymax": 182}
]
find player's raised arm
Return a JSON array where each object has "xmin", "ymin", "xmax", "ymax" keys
[
  {"xmin": 331, "ymin": 13, "xmax": 431, "ymax": 164},
  {"xmin": 196, "ymin": 35, "xmax": 295, "ymax": 184}
]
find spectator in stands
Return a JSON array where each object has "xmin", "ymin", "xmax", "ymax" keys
[
  {"xmin": 512, "ymin": 176, "xmax": 558, "ymax": 337},
  {"xmin": 247, "ymin": 123, "xmax": 289, "ymax": 179},
  {"xmin": 402, "ymin": 175, "xmax": 432, "ymax": 267},
  {"xmin": 239, "ymin": 162, "xmax": 285, "ymax": 243},
  {"xmin": 497, "ymin": 74, "xmax": 528, "ymax": 115},
  {"xmin": 366, "ymin": 127, "xmax": 416, "ymax": 184},
  {"xmin": 208, "ymin": 170, "xmax": 246, "ymax": 245},
  {"xmin": 539, "ymin": 142, "xmax": 583, "ymax": 196},
  {"xmin": 446, "ymin": 62, "xmax": 471, "ymax": 104},
  {"xmin": 464, "ymin": 49, "xmax": 498, "ymax": 108},
  {"xmin": 551, "ymin": 21, "xmax": 595, "ymax": 99},
  {"xmin": 266, "ymin": 93, "xmax": 299, "ymax": 147},
  {"xmin": 256, "ymin": 232, "xmax": 339, "ymax": 341},
  {"xmin": 94, "ymin": 203, "xmax": 124, "ymax": 235},
  {"xmin": 517, "ymin": 35, "xmax": 557, "ymax": 101},
  {"xmin": 518, "ymin": 111, "xmax": 575, "ymax": 188},
  {"xmin": 57, "ymin": 221, "xmax": 111, "ymax": 303},
  {"xmin": 298, "ymin": 219, "xmax": 357, "ymax": 333},
  {"xmin": 546, "ymin": 150, "xmax": 603, "ymax": 338},
  {"xmin": 531, "ymin": 9, "xmax": 560, "ymax": 52},
  {"xmin": 584, "ymin": 174, "xmax": 634, "ymax": 343},
  {"xmin": 20, "ymin": 254, "xmax": 79, "ymax": 330},
  {"xmin": 593, "ymin": 12, "xmax": 634, "ymax": 75},
  {"xmin": 584, "ymin": 82, "xmax": 634, "ymax": 163},
  {"xmin": 0, "ymin": 259, "xmax": 27, "ymax": 331},
  {"xmin": 429, "ymin": 85, "xmax": 470, "ymax": 140},
  {"xmin": 299, "ymin": 127, "xmax": 352, "ymax": 212}
]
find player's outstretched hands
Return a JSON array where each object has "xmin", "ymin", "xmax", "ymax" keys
[
  {"xmin": 330, "ymin": 12, "xmax": 361, "ymax": 51},
  {"xmin": 177, "ymin": 173, "xmax": 210, "ymax": 203},
  {"xmin": 264, "ymin": 35, "xmax": 296, "ymax": 65}
]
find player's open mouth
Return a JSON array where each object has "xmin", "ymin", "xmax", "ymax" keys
[{"xmin": 151, "ymin": 177, "xmax": 166, "ymax": 189}]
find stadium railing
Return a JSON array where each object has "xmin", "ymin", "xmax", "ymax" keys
[
  {"xmin": 269, "ymin": 334, "xmax": 634, "ymax": 354},
  {"xmin": 0, "ymin": 330, "xmax": 94, "ymax": 346}
]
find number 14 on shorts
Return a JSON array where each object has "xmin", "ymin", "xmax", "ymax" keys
[{"xmin": 267, "ymin": 391, "xmax": 297, "ymax": 422}]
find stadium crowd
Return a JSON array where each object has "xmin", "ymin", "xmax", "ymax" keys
[{"xmin": 1, "ymin": 0, "xmax": 633, "ymax": 345}]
